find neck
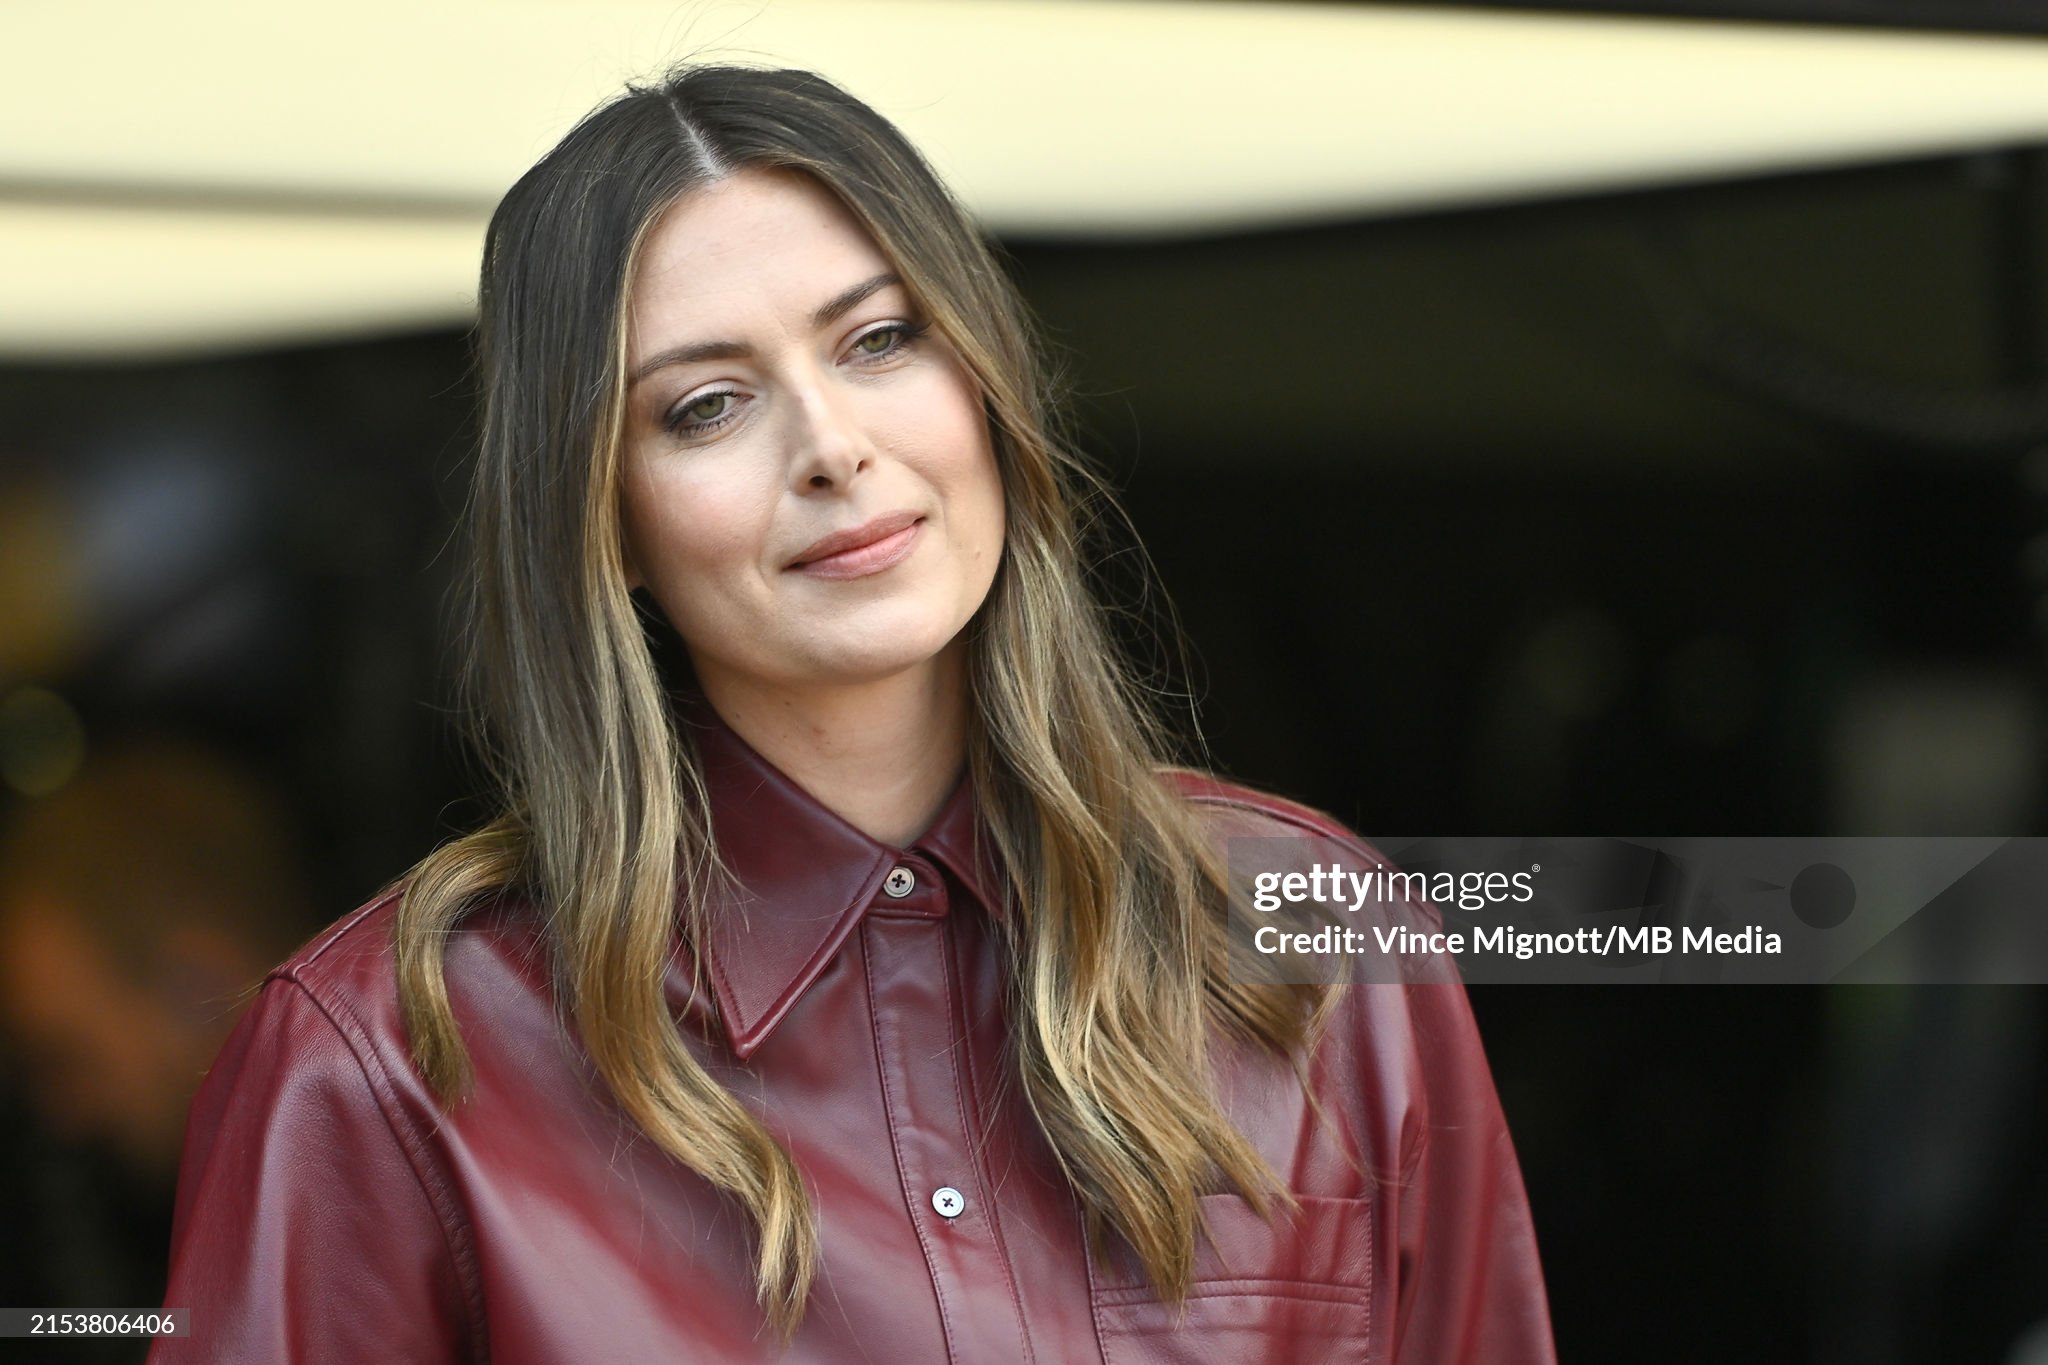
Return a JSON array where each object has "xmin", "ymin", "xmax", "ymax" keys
[{"xmin": 696, "ymin": 642, "xmax": 971, "ymax": 849}]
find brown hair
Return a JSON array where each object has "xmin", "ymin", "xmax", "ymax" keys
[{"xmin": 393, "ymin": 63, "xmax": 1334, "ymax": 1338}]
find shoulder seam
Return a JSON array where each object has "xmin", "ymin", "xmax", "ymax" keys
[
  {"xmin": 1182, "ymin": 788, "xmax": 1346, "ymax": 838},
  {"xmin": 1173, "ymin": 777, "xmax": 1448, "ymax": 934},
  {"xmin": 286, "ymin": 887, "xmax": 405, "ymax": 971},
  {"xmin": 1174, "ymin": 782, "xmax": 1362, "ymax": 847},
  {"xmin": 273, "ymin": 973, "xmax": 490, "ymax": 1363}
]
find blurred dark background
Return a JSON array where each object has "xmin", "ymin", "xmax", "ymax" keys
[
  {"xmin": 5, "ymin": 60, "xmax": 2048, "ymax": 1365},
  {"xmin": 1026, "ymin": 144, "xmax": 2048, "ymax": 1363}
]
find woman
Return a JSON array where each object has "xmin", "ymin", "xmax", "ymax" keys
[{"xmin": 153, "ymin": 65, "xmax": 1555, "ymax": 1363}]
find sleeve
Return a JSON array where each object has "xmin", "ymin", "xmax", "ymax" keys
[
  {"xmin": 1390, "ymin": 974, "xmax": 1558, "ymax": 1364},
  {"xmin": 148, "ymin": 976, "xmax": 476, "ymax": 1364}
]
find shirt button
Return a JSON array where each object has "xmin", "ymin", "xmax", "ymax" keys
[
  {"xmin": 932, "ymin": 1186, "xmax": 965, "ymax": 1219},
  {"xmin": 883, "ymin": 866, "xmax": 916, "ymax": 898}
]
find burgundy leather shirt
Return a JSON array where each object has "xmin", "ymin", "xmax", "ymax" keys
[{"xmin": 152, "ymin": 709, "xmax": 1556, "ymax": 1363}]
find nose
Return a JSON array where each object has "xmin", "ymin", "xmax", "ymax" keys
[{"xmin": 787, "ymin": 375, "xmax": 875, "ymax": 493}]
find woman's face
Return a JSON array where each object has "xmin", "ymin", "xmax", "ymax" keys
[{"xmin": 618, "ymin": 168, "xmax": 1005, "ymax": 703}]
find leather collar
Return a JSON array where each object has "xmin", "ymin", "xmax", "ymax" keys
[{"xmin": 678, "ymin": 698, "xmax": 1006, "ymax": 1060}]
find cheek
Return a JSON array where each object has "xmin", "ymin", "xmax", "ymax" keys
[
  {"xmin": 622, "ymin": 458, "xmax": 766, "ymax": 587},
  {"xmin": 956, "ymin": 446, "xmax": 1006, "ymax": 575},
  {"xmin": 907, "ymin": 371, "xmax": 1006, "ymax": 547},
  {"xmin": 951, "ymin": 424, "xmax": 1008, "ymax": 568}
]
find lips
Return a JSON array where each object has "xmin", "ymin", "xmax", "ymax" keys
[{"xmin": 787, "ymin": 511, "xmax": 925, "ymax": 578}]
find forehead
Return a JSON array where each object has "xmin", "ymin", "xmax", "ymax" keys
[{"xmin": 627, "ymin": 169, "xmax": 891, "ymax": 349}]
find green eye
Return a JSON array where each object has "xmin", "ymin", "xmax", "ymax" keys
[
  {"xmin": 664, "ymin": 389, "xmax": 741, "ymax": 436},
  {"xmin": 856, "ymin": 327, "xmax": 899, "ymax": 354}
]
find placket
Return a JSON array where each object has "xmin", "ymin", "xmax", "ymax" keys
[{"xmin": 862, "ymin": 851, "xmax": 1038, "ymax": 1364}]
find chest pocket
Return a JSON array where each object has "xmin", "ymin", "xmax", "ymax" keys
[{"xmin": 1088, "ymin": 1193, "xmax": 1374, "ymax": 1365}]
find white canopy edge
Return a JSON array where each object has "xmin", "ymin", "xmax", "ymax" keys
[{"xmin": 9, "ymin": 0, "xmax": 2048, "ymax": 359}]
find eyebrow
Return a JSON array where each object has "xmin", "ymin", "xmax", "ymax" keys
[{"xmin": 627, "ymin": 271, "xmax": 903, "ymax": 386}]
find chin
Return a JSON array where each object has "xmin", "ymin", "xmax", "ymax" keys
[
  {"xmin": 789, "ymin": 616, "xmax": 972, "ymax": 686},
  {"xmin": 802, "ymin": 642, "xmax": 959, "ymax": 686}
]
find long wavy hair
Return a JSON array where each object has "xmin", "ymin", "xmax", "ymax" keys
[{"xmin": 394, "ymin": 63, "xmax": 1336, "ymax": 1339}]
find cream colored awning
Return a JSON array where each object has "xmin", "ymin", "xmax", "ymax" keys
[{"xmin": 8, "ymin": 0, "xmax": 2048, "ymax": 358}]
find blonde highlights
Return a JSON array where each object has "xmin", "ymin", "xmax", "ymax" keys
[{"xmin": 393, "ymin": 64, "xmax": 1332, "ymax": 1338}]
